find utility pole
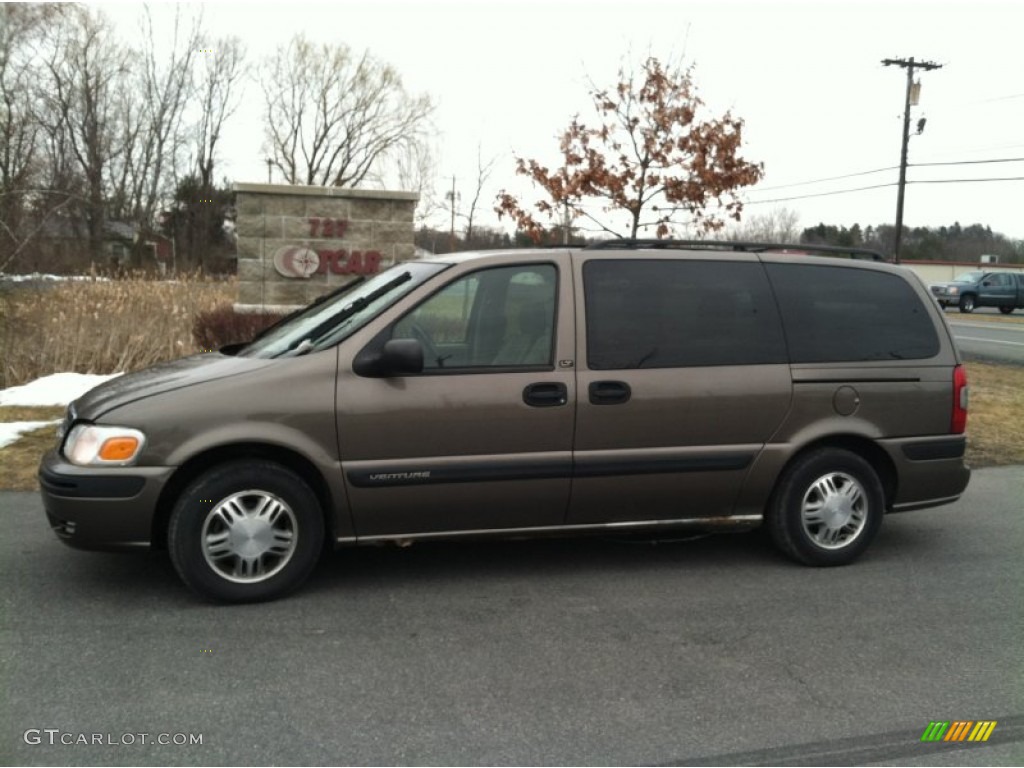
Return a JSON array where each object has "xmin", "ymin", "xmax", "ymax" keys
[
  {"xmin": 447, "ymin": 175, "xmax": 458, "ymax": 252},
  {"xmin": 882, "ymin": 57, "xmax": 942, "ymax": 263}
]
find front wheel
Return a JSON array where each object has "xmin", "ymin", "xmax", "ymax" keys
[
  {"xmin": 999, "ymin": 306, "xmax": 1014, "ymax": 315},
  {"xmin": 959, "ymin": 294, "xmax": 976, "ymax": 313},
  {"xmin": 767, "ymin": 449, "xmax": 884, "ymax": 566},
  {"xmin": 168, "ymin": 460, "xmax": 325, "ymax": 602}
]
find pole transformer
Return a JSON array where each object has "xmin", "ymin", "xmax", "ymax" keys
[{"xmin": 882, "ymin": 57, "xmax": 943, "ymax": 263}]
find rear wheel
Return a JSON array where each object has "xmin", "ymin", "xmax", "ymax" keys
[
  {"xmin": 999, "ymin": 306, "xmax": 1014, "ymax": 315},
  {"xmin": 959, "ymin": 294, "xmax": 976, "ymax": 313},
  {"xmin": 767, "ymin": 448, "xmax": 884, "ymax": 566},
  {"xmin": 168, "ymin": 460, "xmax": 324, "ymax": 602}
]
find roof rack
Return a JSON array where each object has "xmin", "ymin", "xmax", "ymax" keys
[{"xmin": 580, "ymin": 239, "xmax": 889, "ymax": 262}]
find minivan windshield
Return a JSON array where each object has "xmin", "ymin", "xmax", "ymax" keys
[
  {"xmin": 239, "ymin": 262, "xmax": 448, "ymax": 359},
  {"xmin": 954, "ymin": 271, "xmax": 985, "ymax": 283}
]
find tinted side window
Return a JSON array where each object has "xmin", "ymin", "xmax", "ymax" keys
[
  {"xmin": 765, "ymin": 263, "xmax": 939, "ymax": 363},
  {"xmin": 583, "ymin": 260, "xmax": 787, "ymax": 370}
]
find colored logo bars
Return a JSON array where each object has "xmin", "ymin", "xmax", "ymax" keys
[{"xmin": 920, "ymin": 721, "xmax": 997, "ymax": 742}]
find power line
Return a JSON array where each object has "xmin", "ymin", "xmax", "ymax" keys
[
  {"xmin": 908, "ymin": 176, "xmax": 1024, "ymax": 184},
  {"xmin": 925, "ymin": 92, "xmax": 1024, "ymax": 113},
  {"xmin": 743, "ymin": 174, "xmax": 1023, "ymax": 206},
  {"xmin": 910, "ymin": 157, "xmax": 1024, "ymax": 168},
  {"xmin": 744, "ymin": 183, "xmax": 897, "ymax": 206},
  {"xmin": 751, "ymin": 166, "xmax": 897, "ymax": 192},
  {"xmin": 752, "ymin": 156, "xmax": 1024, "ymax": 194},
  {"xmin": 915, "ymin": 142, "xmax": 1024, "ymax": 160},
  {"xmin": 971, "ymin": 91, "xmax": 1024, "ymax": 104}
]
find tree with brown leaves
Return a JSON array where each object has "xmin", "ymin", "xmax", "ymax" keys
[{"xmin": 497, "ymin": 57, "xmax": 763, "ymax": 241}]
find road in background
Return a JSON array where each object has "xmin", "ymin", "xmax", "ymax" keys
[
  {"xmin": 947, "ymin": 316, "xmax": 1024, "ymax": 365},
  {"xmin": 942, "ymin": 307, "xmax": 1024, "ymax": 365},
  {"xmin": 3, "ymin": 467, "xmax": 1023, "ymax": 766}
]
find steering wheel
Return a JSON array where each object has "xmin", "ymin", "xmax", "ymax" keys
[{"xmin": 409, "ymin": 322, "xmax": 441, "ymax": 366}]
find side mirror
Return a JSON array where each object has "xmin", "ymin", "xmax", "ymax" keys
[
  {"xmin": 981, "ymin": 280, "xmax": 992, "ymax": 287},
  {"xmin": 353, "ymin": 338, "xmax": 424, "ymax": 377}
]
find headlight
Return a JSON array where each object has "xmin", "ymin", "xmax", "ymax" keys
[
  {"xmin": 948, "ymin": 286, "xmax": 959, "ymax": 295},
  {"xmin": 63, "ymin": 425, "xmax": 146, "ymax": 466}
]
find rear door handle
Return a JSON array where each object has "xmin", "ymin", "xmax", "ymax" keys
[
  {"xmin": 589, "ymin": 380, "xmax": 631, "ymax": 405},
  {"xmin": 523, "ymin": 382, "xmax": 568, "ymax": 408}
]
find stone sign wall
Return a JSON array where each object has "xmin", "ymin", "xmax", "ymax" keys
[{"xmin": 233, "ymin": 183, "xmax": 418, "ymax": 311}]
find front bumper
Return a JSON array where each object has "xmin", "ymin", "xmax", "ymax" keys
[
  {"xmin": 38, "ymin": 449, "xmax": 174, "ymax": 551},
  {"xmin": 929, "ymin": 287, "xmax": 958, "ymax": 305}
]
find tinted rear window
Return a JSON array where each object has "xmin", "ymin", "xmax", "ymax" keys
[
  {"xmin": 583, "ymin": 260, "xmax": 787, "ymax": 369},
  {"xmin": 765, "ymin": 263, "xmax": 939, "ymax": 363}
]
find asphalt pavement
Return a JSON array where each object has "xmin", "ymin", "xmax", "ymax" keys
[{"xmin": 2, "ymin": 468, "xmax": 1023, "ymax": 766}]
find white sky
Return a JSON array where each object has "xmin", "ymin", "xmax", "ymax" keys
[{"xmin": 101, "ymin": 0, "xmax": 1024, "ymax": 240}]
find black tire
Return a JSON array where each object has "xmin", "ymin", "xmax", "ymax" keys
[
  {"xmin": 959, "ymin": 294, "xmax": 976, "ymax": 313},
  {"xmin": 168, "ymin": 460, "xmax": 324, "ymax": 603},
  {"xmin": 999, "ymin": 306, "xmax": 1014, "ymax": 315},
  {"xmin": 767, "ymin": 448, "xmax": 884, "ymax": 567}
]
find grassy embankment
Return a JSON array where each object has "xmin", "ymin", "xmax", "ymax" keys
[{"xmin": 0, "ymin": 274, "xmax": 234, "ymax": 489}]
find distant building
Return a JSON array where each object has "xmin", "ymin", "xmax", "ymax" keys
[{"xmin": 32, "ymin": 218, "xmax": 172, "ymax": 271}]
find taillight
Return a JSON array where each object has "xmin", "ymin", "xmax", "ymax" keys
[{"xmin": 952, "ymin": 364, "xmax": 968, "ymax": 434}]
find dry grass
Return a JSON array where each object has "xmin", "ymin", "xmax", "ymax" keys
[
  {"xmin": 0, "ymin": 405, "xmax": 65, "ymax": 422},
  {"xmin": 0, "ymin": 273, "xmax": 235, "ymax": 389},
  {"xmin": 0, "ymin": 422, "xmax": 59, "ymax": 491},
  {"xmin": 962, "ymin": 361, "xmax": 1024, "ymax": 467},
  {"xmin": 942, "ymin": 309, "xmax": 1024, "ymax": 325}
]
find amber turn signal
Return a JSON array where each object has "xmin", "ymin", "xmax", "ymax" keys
[{"xmin": 98, "ymin": 437, "xmax": 140, "ymax": 461}]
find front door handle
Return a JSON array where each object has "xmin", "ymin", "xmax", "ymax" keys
[
  {"xmin": 589, "ymin": 380, "xmax": 631, "ymax": 405},
  {"xmin": 523, "ymin": 382, "xmax": 568, "ymax": 408}
]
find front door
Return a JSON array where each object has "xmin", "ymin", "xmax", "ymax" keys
[{"xmin": 336, "ymin": 256, "xmax": 576, "ymax": 538}]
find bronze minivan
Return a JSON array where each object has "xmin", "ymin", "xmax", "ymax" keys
[{"xmin": 38, "ymin": 242, "xmax": 971, "ymax": 602}]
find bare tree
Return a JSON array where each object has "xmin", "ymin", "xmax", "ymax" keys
[
  {"xmin": 391, "ymin": 140, "xmax": 438, "ymax": 225},
  {"xmin": 460, "ymin": 145, "xmax": 497, "ymax": 242},
  {"xmin": 112, "ymin": 6, "xmax": 202, "ymax": 230},
  {"xmin": 36, "ymin": 5, "xmax": 130, "ymax": 262},
  {"xmin": 164, "ymin": 35, "xmax": 246, "ymax": 272},
  {"xmin": 193, "ymin": 35, "xmax": 245, "ymax": 189},
  {"xmin": 726, "ymin": 207, "xmax": 801, "ymax": 243},
  {"xmin": 259, "ymin": 34, "xmax": 434, "ymax": 187},
  {"xmin": 0, "ymin": 4, "xmax": 54, "ymax": 268}
]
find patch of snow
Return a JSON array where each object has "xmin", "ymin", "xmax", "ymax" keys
[
  {"xmin": 0, "ymin": 272, "xmax": 110, "ymax": 282},
  {"xmin": 0, "ymin": 420, "xmax": 59, "ymax": 450},
  {"xmin": 0, "ymin": 372, "xmax": 122, "ymax": 407}
]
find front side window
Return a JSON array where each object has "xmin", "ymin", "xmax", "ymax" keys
[
  {"xmin": 583, "ymin": 259, "xmax": 787, "ymax": 370},
  {"xmin": 955, "ymin": 271, "xmax": 985, "ymax": 283},
  {"xmin": 766, "ymin": 263, "xmax": 940, "ymax": 363},
  {"xmin": 392, "ymin": 264, "xmax": 557, "ymax": 370},
  {"xmin": 987, "ymin": 273, "xmax": 1011, "ymax": 287}
]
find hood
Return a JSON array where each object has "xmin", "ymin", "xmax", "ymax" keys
[{"xmin": 74, "ymin": 353, "xmax": 275, "ymax": 419}]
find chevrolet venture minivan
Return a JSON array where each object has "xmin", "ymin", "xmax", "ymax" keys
[{"xmin": 39, "ymin": 241, "xmax": 972, "ymax": 602}]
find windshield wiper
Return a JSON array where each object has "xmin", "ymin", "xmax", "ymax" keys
[
  {"xmin": 249, "ymin": 276, "xmax": 368, "ymax": 343},
  {"xmin": 284, "ymin": 271, "xmax": 413, "ymax": 357}
]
